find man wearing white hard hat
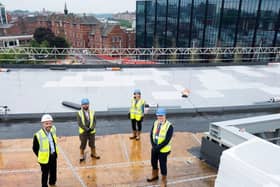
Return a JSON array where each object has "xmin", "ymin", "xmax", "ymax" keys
[
  {"xmin": 32, "ymin": 114, "xmax": 58, "ymax": 187},
  {"xmin": 77, "ymin": 98, "xmax": 100, "ymax": 162},
  {"xmin": 129, "ymin": 89, "xmax": 146, "ymax": 140}
]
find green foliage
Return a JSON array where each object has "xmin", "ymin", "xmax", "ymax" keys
[
  {"xmin": 1, "ymin": 28, "xmax": 71, "ymax": 64},
  {"xmin": 29, "ymin": 39, "xmax": 40, "ymax": 47},
  {"xmin": 116, "ymin": 19, "xmax": 132, "ymax": 28},
  {"xmin": 28, "ymin": 27, "xmax": 70, "ymax": 62},
  {"xmin": 0, "ymin": 49, "xmax": 32, "ymax": 64},
  {"xmin": 50, "ymin": 36, "xmax": 69, "ymax": 49},
  {"xmin": 32, "ymin": 27, "xmax": 69, "ymax": 49},
  {"xmin": 33, "ymin": 27, "xmax": 55, "ymax": 44},
  {"xmin": 0, "ymin": 53, "xmax": 16, "ymax": 64},
  {"xmin": 40, "ymin": 40, "xmax": 50, "ymax": 48}
]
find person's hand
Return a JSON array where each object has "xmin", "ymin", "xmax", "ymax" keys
[
  {"xmin": 152, "ymin": 146, "xmax": 160, "ymax": 153},
  {"xmin": 84, "ymin": 127, "xmax": 90, "ymax": 133},
  {"xmin": 155, "ymin": 146, "xmax": 161, "ymax": 152}
]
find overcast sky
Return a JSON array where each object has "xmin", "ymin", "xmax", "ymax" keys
[{"xmin": 1, "ymin": 0, "xmax": 136, "ymax": 13}]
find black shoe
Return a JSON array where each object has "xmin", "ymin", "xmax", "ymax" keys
[{"xmin": 91, "ymin": 154, "xmax": 100, "ymax": 159}]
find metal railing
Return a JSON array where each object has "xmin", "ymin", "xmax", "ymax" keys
[
  {"xmin": 207, "ymin": 113, "xmax": 280, "ymax": 147},
  {"xmin": 0, "ymin": 47, "xmax": 279, "ymax": 64}
]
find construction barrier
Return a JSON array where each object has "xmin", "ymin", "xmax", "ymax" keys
[{"xmin": 97, "ymin": 55, "xmax": 156, "ymax": 65}]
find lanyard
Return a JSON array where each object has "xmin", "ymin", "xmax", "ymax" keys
[
  {"xmin": 154, "ymin": 123, "xmax": 162, "ymax": 144},
  {"xmin": 156, "ymin": 123, "xmax": 162, "ymax": 137}
]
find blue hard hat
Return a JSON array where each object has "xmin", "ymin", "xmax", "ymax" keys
[
  {"xmin": 133, "ymin": 89, "xmax": 141, "ymax": 94},
  {"xmin": 81, "ymin": 98, "xmax": 90, "ymax": 105},
  {"xmin": 156, "ymin": 108, "xmax": 166, "ymax": 116}
]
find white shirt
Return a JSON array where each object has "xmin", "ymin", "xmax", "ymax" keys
[{"xmin": 84, "ymin": 110, "xmax": 90, "ymax": 121}]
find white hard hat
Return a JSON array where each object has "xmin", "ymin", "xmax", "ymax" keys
[{"xmin": 41, "ymin": 114, "xmax": 53, "ymax": 122}]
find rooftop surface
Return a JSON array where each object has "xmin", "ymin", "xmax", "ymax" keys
[
  {"xmin": 0, "ymin": 111, "xmax": 276, "ymax": 186},
  {"xmin": 0, "ymin": 132, "xmax": 216, "ymax": 187},
  {"xmin": 1, "ymin": 65, "xmax": 280, "ymax": 115}
]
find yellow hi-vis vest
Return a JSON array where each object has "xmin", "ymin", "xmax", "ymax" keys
[
  {"xmin": 130, "ymin": 98, "xmax": 145, "ymax": 121},
  {"xmin": 152, "ymin": 120, "xmax": 172, "ymax": 153},
  {"xmin": 78, "ymin": 109, "xmax": 96, "ymax": 134},
  {"xmin": 35, "ymin": 126, "xmax": 58, "ymax": 164}
]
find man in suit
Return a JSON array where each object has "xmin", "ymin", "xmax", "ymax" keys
[
  {"xmin": 33, "ymin": 114, "xmax": 58, "ymax": 187},
  {"xmin": 147, "ymin": 108, "xmax": 174, "ymax": 187}
]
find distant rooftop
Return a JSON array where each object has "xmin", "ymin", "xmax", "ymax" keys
[
  {"xmin": 0, "ymin": 34, "xmax": 33, "ymax": 40},
  {"xmin": 0, "ymin": 24, "xmax": 13, "ymax": 29},
  {"xmin": 102, "ymin": 23, "xmax": 117, "ymax": 37},
  {"xmin": 38, "ymin": 13, "xmax": 101, "ymax": 25}
]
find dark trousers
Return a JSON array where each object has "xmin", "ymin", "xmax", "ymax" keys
[
  {"xmin": 40, "ymin": 154, "xmax": 57, "ymax": 187},
  {"xmin": 151, "ymin": 150, "xmax": 169, "ymax": 175},
  {"xmin": 131, "ymin": 119, "xmax": 142, "ymax": 131},
  {"xmin": 79, "ymin": 133, "xmax": 96, "ymax": 150}
]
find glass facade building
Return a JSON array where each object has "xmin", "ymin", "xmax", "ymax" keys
[
  {"xmin": 0, "ymin": 3, "xmax": 8, "ymax": 25},
  {"xmin": 136, "ymin": 0, "xmax": 280, "ymax": 48}
]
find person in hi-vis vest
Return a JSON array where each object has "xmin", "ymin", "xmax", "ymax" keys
[
  {"xmin": 77, "ymin": 98, "xmax": 100, "ymax": 162},
  {"xmin": 147, "ymin": 108, "xmax": 173, "ymax": 187},
  {"xmin": 33, "ymin": 114, "xmax": 58, "ymax": 187},
  {"xmin": 129, "ymin": 89, "xmax": 145, "ymax": 140}
]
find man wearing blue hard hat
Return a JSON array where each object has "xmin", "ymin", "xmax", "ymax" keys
[
  {"xmin": 129, "ymin": 89, "xmax": 146, "ymax": 140},
  {"xmin": 147, "ymin": 108, "xmax": 173, "ymax": 187},
  {"xmin": 77, "ymin": 98, "xmax": 100, "ymax": 162}
]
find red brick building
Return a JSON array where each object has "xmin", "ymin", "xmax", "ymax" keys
[
  {"xmin": 125, "ymin": 29, "xmax": 136, "ymax": 48},
  {"xmin": 37, "ymin": 14, "xmax": 135, "ymax": 48},
  {"xmin": 0, "ymin": 16, "xmax": 37, "ymax": 47},
  {"xmin": 37, "ymin": 14, "xmax": 101, "ymax": 48},
  {"xmin": 101, "ymin": 23, "xmax": 126, "ymax": 48},
  {"xmin": 0, "ymin": 16, "xmax": 38, "ymax": 36},
  {"xmin": 1, "ymin": 13, "xmax": 135, "ymax": 48}
]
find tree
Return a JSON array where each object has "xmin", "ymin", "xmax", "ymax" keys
[
  {"xmin": 30, "ymin": 27, "xmax": 70, "ymax": 61},
  {"xmin": 50, "ymin": 36, "xmax": 69, "ymax": 49},
  {"xmin": 32, "ymin": 28, "xmax": 69, "ymax": 49},
  {"xmin": 116, "ymin": 19, "xmax": 132, "ymax": 28},
  {"xmin": 33, "ymin": 27, "xmax": 55, "ymax": 44},
  {"xmin": 29, "ymin": 39, "xmax": 40, "ymax": 47},
  {"xmin": 40, "ymin": 40, "xmax": 50, "ymax": 48}
]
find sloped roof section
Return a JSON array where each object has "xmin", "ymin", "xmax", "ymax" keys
[
  {"xmin": 101, "ymin": 23, "xmax": 116, "ymax": 37},
  {"xmin": 38, "ymin": 13, "xmax": 101, "ymax": 25}
]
